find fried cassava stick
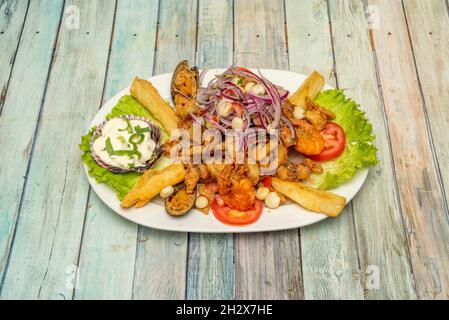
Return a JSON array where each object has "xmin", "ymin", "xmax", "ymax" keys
[
  {"xmin": 121, "ymin": 163, "xmax": 186, "ymax": 208},
  {"xmin": 288, "ymin": 70, "xmax": 325, "ymax": 108},
  {"xmin": 130, "ymin": 77, "xmax": 179, "ymax": 134},
  {"xmin": 271, "ymin": 177, "xmax": 346, "ymax": 217}
]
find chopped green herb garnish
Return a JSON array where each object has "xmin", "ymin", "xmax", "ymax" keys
[
  {"xmin": 134, "ymin": 126, "xmax": 150, "ymax": 134},
  {"xmin": 105, "ymin": 137, "xmax": 115, "ymax": 155},
  {"xmin": 105, "ymin": 137, "xmax": 141, "ymax": 158},
  {"xmin": 117, "ymin": 136, "xmax": 127, "ymax": 144},
  {"xmin": 131, "ymin": 142, "xmax": 141, "ymax": 159},
  {"xmin": 118, "ymin": 117, "xmax": 133, "ymax": 134},
  {"xmin": 129, "ymin": 133, "xmax": 144, "ymax": 144}
]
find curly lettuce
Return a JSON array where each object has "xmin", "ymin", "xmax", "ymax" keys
[
  {"xmin": 80, "ymin": 95, "xmax": 168, "ymax": 200},
  {"xmin": 310, "ymin": 90, "xmax": 378, "ymax": 190}
]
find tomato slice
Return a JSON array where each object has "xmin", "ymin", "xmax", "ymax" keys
[
  {"xmin": 223, "ymin": 88, "xmax": 235, "ymax": 96},
  {"xmin": 237, "ymin": 67, "xmax": 252, "ymax": 73},
  {"xmin": 262, "ymin": 176, "xmax": 272, "ymax": 188},
  {"xmin": 309, "ymin": 122, "xmax": 346, "ymax": 162},
  {"xmin": 210, "ymin": 115, "xmax": 219, "ymax": 123},
  {"xmin": 212, "ymin": 196, "xmax": 263, "ymax": 226}
]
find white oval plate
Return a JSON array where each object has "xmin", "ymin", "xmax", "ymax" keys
[{"xmin": 84, "ymin": 69, "xmax": 368, "ymax": 233}]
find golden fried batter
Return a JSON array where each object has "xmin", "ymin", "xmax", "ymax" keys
[{"xmin": 294, "ymin": 120, "xmax": 325, "ymax": 155}]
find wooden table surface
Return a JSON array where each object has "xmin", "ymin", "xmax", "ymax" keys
[{"xmin": 1, "ymin": 0, "xmax": 448, "ymax": 300}]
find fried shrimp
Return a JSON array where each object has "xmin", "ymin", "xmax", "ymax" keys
[
  {"xmin": 184, "ymin": 165, "xmax": 200, "ymax": 194},
  {"xmin": 304, "ymin": 97, "xmax": 335, "ymax": 131},
  {"xmin": 216, "ymin": 165, "xmax": 256, "ymax": 211},
  {"xmin": 221, "ymin": 179, "xmax": 256, "ymax": 211},
  {"xmin": 294, "ymin": 120, "xmax": 325, "ymax": 155}
]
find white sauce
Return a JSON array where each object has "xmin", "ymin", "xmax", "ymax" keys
[{"xmin": 92, "ymin": 118, "xmax": 156, "ymax": 169}]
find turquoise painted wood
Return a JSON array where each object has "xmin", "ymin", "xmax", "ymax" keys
[
  {"xmin": 0, "ymin": 0, "xmax": 29, "ymax": 276},
  {"xmin": 0, "ymin": 0, "xmax": 116, "ymax": 299},
  {"xmin": 401, "ymin": 0, "xmax": 449, "ymax": 298},
  {"xmin": 132, "ymin": 0, "xmax": 197, "ymax": 299},
  {"xmin": 234, "ymin": 0, "xmax": 303, "ymax": 299},
  {"xmin": 0, "ymin": 0, "xmax": 28, "ymax": 112},
  {"xmin": 368, "ymin": 0, "xmax": 449, "ymax": 299},
  {"xmin": 0, "ymin": 0, "xmax": 64, "ymax": 289},
  {"xmin": 327, "ymin": 0, "xmax": 415, "ymax": 299},
  {"xmin": 285, "ymin": 0, "xmax": 364, "ymax": 300},
  {"xmin": 187, "ymin": 0, "xmax": 234, "ymax": 300},
  {"xmin": 285, "ymin": 0, "xmax": 335, "ymax": 82},
  {"xmin": 74, "ymin": 0, "xmax": 159, "ymax": 300},
  {"xmin": 402, "ymin": 0, "xmax": 449, "ymax": 230}
]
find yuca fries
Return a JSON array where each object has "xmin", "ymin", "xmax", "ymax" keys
[
  {"xmin": 121, "ymin": 163, "xmax": 186, "ymax": 208},
  {"xmin": 271, "ymin": 177, "xmax": 346, "ymax": 217},
  {"xmin": 288, "ymin": 71, "xmax": 325, "ymax": 108},
  {"xmin": 130, "ymin": 77, "xmax": 179, "ymax": 134}
]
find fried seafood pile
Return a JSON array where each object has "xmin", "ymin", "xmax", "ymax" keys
[{"xmin": 118, "ymin": 62, "xmax": 347, "ymax": 222}]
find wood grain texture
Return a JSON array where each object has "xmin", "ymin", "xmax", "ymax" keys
[
  {"xmin": 187, "ymin": 0, "xmax": 234, "ymax": 300},
  {"xmin": 234, "ymin": 0, "xmax": 303, "ymax": 299},
  {"xmin": 0, "ymin": 0, "xmax": 115, "ymax": 299},
  {"xmin": 132, "ymin": 0, "xmax": 196, "ymax": 300},
  {"xmin": 286, "ymin": 0, "xmax": 335, "ymax": 82},
  {"xmin": 195, "ymin": 0, "xmax": 233, "ymax": 69},
  {"xmin": 369, "ymin": 0, "xmax": 449, "ymax": 299},
  {"xmin": 328, "ymin": 0, "xmax": 415, "ymax": 299},
  {"xmin": 0, "ymin": 0, "xmax": 64, "ymax": 290},
  {"xmin": 187, "ymin": 233, "xmax": 234, "ymax": 299},
  {"xmin": 403, "ymin": 0, "xmax": 449, "ymax": 224},
  {"xmin": 286, "ymin": 0, "xmax": 363, "ymax": 300},
  {"xmin": 74, "ymin": 0, "xmax": 158, "ymax": 300},
  {"xmin": 0, "ymin": 0, "xmax": 28, "ymax": 113},
  {"xmin": 234, "ymin": 0, "xmax": 288, "ymax": 70}
]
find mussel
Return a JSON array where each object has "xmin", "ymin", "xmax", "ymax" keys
[
  {"xmin": 170, "ymin": 60, "xmax": 199, "ymax": 119},
  {"xmin": 165, "ymin": 183, "xmax": 196, "ymax": 216}
]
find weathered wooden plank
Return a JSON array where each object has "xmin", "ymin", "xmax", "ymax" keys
[
  {"xmin": 195, "ymin": 0, "xmax": 233, "ymax": 69},
  {"xmin": 132, "ymin": 0, "xmax": 197, "ymax": 300},
  {"xmin": 186, "ymin": 0, "xmax": 234, "ymax": 300},
  {"xmin": 233, "ymin": 0, "xmax": 303, "ymax": 299},
  {"xmin": 0, "ymin": 0, "xmax": 64, "ymax": 290},
  {"xmin": 187, "ymin": 234, "xmax": 234, "ymax": 300},
  {"xmin": 286, "ymin": 0, "xmax": 335, "ymax": 82},
  {"xmin": 234, "ymin": 0, "xmax": 288, "ymax": 70},
  {"xmin": 285, "ymin": 0, "xmax": 363, "ymax": 300},
  {"xmin": 403, "ymin": 0, "xmax": 449, "ymax": 231},
  {"xmin": 0, "ymin": 0, "xmax": 116, "ymax": 299},
  {"xmin": 368, "ymin": 0, "xmax": 449, "ymax": 299},
  {"xmin": 0, "ymin": 0, "xmax": 28, "ymax": 113},
  {"xmin": 328, "ymin": 0, "xmax": 416, "ymax": 299},
  {"xmin": 74, "ymin": 0, "xmax": 158, "ymax": 300}
]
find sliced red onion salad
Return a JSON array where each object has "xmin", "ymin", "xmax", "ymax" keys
[{"xmin": 195, "ymin": 66, "xmax": 295, "ymax": 145}]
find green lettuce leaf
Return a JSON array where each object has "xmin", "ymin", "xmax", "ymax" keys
[
  {"xmin": 80, "ymin": 95, "xmax": 168, "ymax": 200},
  {"xmin": 107, "ymin": 95, "xmax": 152, "ymax": 119},
  {"xmin": 309, "ymin": 89, "xmax": 378, "ymax": 190}
]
